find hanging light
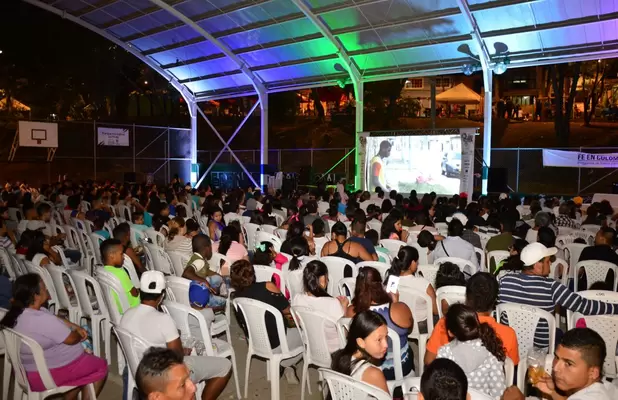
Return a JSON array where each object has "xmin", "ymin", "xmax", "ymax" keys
[
  {"xmin": 461, "ymin": 64, "xmax": 475, "ymax": 76},
  {"xmin": 493, "ymin": 62, "xmax": 507, "ymax": 75}
]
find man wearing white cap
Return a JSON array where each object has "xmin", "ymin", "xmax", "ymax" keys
[
  {"xmin": 120, "ymin": 271, "xmax": 231, "ymax": 400},
  {"xmin": 498, "ymin": 242, "xmax": 618, "ymax": 348}
]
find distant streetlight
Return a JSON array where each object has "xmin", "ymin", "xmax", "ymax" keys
[
  {"xmin": 144, "ymin": 80, "xmax": 148, "ymax": 85},
  {"xmin": 0, "ymin": 50, "xmax": 3, "ymax": 54}
]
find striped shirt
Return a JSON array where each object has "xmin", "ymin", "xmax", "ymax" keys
[{"xmin": 498, "ymin": 273, "xmax": 618, "ymax": 348}]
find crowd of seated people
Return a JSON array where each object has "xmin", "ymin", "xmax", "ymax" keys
[{"xmin": 0, "ymin": 178, "xmax": 618, "ymax": 400}]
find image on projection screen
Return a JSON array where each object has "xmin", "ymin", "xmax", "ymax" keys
[{"xmin": 365, "ymin": 134, "xmax": 462, "ymax": 195}]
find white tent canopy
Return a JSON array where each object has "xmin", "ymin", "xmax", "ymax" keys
[{"xmin": 435, "ymin": 83, "xmax": 481, "ymax": 104}]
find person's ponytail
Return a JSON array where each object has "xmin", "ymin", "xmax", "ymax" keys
[
  {"xmin": 478, "ymin": 322, "xmax": 506, "ymax": 362},
  {"xmin": 384, "ymin": 255, "xmax": 405, "ymax": 285},
  {"xmin": 0, "ymin": 274, "xmax": 41, "ymax": 330}
]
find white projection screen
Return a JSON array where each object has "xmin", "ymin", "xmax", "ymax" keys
[{"xmin": 364, "ymin": 134, "xmax": 463, "ymax": 195}]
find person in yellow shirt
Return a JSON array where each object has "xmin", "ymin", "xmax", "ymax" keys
[{"xmin": 369, "ymin": 140, "xmax": 392, "ymax": 192}]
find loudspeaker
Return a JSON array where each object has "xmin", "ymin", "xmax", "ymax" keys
[
  {"xmin": 488, "ymin": 167, "xmax": 508, "ymax": 193},
  {"xmin": 124, "ymin": 172, "xmax": 137, "ymax": 183}
]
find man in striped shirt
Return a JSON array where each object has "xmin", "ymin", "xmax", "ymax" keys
[{"xmin": 498, "ymin": 242, "xmax": 618, "ymax": 348}]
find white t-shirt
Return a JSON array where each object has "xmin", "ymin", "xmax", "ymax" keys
[
  {"xmin": 119, "ymin": 304, "xmax": 179, "ymax": 346},
  {"xmin": 317, "ymin": 201, "xmax": 330, "ymax": 216},
  {"xmin": 525, "ymin": 228, "xmax": 539, "ymax": 243},
  {"xmin": 399, "ymin": 275, "xmax": 432, "ymax": 322},
  {"xmin": 291, "ymin": 294, "xmax": 344, "ymax": 353},
  {"xmin": 568, "ymin": 381, "xmax": 617, "ymax": 400},
  {"xmin": 431, "ymin": 236, "xmax": 479, "ymax": 273},
  {"xmin": 165, "ymin": 235, "xmax": 193, "ymax": 257}
]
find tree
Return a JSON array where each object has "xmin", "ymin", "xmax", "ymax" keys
[
  {"xmin": 581, "ymin": 60, "xmax": 616, "ymax": 126},
  {"xmin": 550, "ymin": 63, "xmax": 581, "ymax": 145}
]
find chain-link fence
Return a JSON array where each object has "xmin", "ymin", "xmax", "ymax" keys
[{"xmin": 0, "ymin": 120, "xmax": 191, "ymax": 185}]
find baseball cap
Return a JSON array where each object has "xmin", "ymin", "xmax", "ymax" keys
[
  {"xmin": 26, "ymin": 220, "xmax": 46, "ymax": 231},
  {"xmin": 520, "ymin": 242, "xmax": 557, "ymax": 266},
  {"xmin": 446, "ymin": 212, "xmax": 468, "ymax": 226},
  {"xmin": 140, "ymin": 271, "xmax": 166, "ymax": 294}
]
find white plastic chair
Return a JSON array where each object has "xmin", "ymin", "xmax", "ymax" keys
[
  {"xmin": 409, "ymin": 242, "xmax": 428, "ymax": 264},
  {"xmin": 356, "ymin": 261, "xmax": 390, "ymax": 279},
  {"xmin": 566, "ymin": 290, "xmax": 618, "ymax": 330},
  {"xmin": 71, "ymin": 217, "xmax": 90, "ymax": 234},
  {"xmin": 0, "ymin": 247, "xmax": 19, "ymax": 280},
  {"xmin": 256, "ymin": 231, "xmax": 283, "ymax": 252},
  {"xmin": 209, "ymin": 252, "xmax": 230, "ymax": 274},
  {"xmin": 574, "ymin": 260, "xmax": 618, "ymax": 291},
  {"xmin": 384, "ymin": 327, "xmax": 414, "ymax": 394},
  {"xmin": 580, "ymin": 224, "xmax": 601, "ymax": 234},
  {"xmin": 89, "ymin": 232, "xmax": 106, "ymax": 264},
  {"xmin": 496, "ymin": 303, "xmax": 556, "ymax": 392},
  {"xmin": 260, "ymin": 224, "xmax": 277, "ymax": 235},
  {"xmin": 243, "ymin": 223, "xmax": 261, "ymax": 250},
  {"xmin": 379, "ymin": 239, "xmax": 407, "ymax": 257},
  {"xmin": 163, "ymin": 301, "xmax": 242, "ymax": 399},
  {"xmin": 24, "ymin": 261, "xmax": 58, "ymax": 314},
  {"xmin": 233, "ymin": 297, "xmax": 304, "ymax": 400},
  {"xmin": 95, "ymin": 267, "xmax": 131, "ymax": 325},
  {"xmin": 8, "ymin": 207, "xmax": 22, "ymax": 222},
  {"xmin": 144, "ymin": 228, "xmax": 166, "ymax": 248},
  {"xmin": 337, "ymin": 277, "xmax": 356, "ymax": 301},
  {"xmin": 291, "ymin": 306, "xmax": 346, "ymax": 400},
  {"xmin": 564, "ymin": 243, "xmax": 589, "ymax": 271},
  {"xmin": 113, "ymin": 325, "xmax": 151, "ymax": 400},
  {"xmin": 2, "ymin": 328, "xmax": 96, "ymax": 400},
  {"xmin": 275, "ymin": 228, "xmax": 288, "ymax": 239},
  {"xmin": 46, "ymin": 265, "xmax": 83, "ymax": 324},
  {"xmin": 165, "ymin": 276, "xmax": 232, "ymax": 344},
  {"xmin": 404, "ymin": 378, "xmax": 494, "ymax": 400},
  {"xmin": 487, "ymin": 250, "xmax": 510, "ymax": 274},
  {"xmin": 117, "ymin": 205, "xmax": 132, "ymax": 222},
  {"xmin": 321, "ymin": 256, "xmax": 358, "ymax": 296},
  {"xmin": 474, "ymin": 247, "xmax": 485, "ymax": 272},
  {"xmin": 253, "ymin": 265, "xmax": 286, "ymax": 293},
  {"xmin": 319, "ymin": 368, "xmax": 391, "ymax": 400},
  {"xmin": 143, "ymin": 242, "xmax": 174, "ymax": 275},
  {"xmin": 477, "ymin": 232, "xmax": 492, "ymax": 251},
  {"xmin": 69, "ymin": 269, "xmax": 111, "ymax": 364},
  {"xmin": 434, "ymin": 222, "xmax": 448, "ymax": 236},
  {"xmin": 122, "ymin": 254, "xmax": 141, "ymax": 288},
  {"xmin": 416, "ymin": 265, "xmax": 439, "ymax": 288},
  {"xmin": 224, "ymin": 212, "xmax": 242, "ymax": 226},
  {"xmin": 398, "ymin": 286, "xmax": 434, "ymax": 376},
  {"xmin": 63, "ymin": 224, "xmax": 83, "ymax": 254},
  {"xmin": 568, "ymin": 314, "xmax": 618, "ymax": 378},
  {"xmin": 550, "ymin": 257, "xmax": 569, "ymax": 286},
  {"xmin": 434, "ymin": 257, "xmax": 477, "ymax": 278},
  {"xmin": 129, "ymin": 227, "xmax": 146, "ymax": 249},
  {"xmin": 167, "ymin": 251, "xmax": 189, "ymax": 277},
  {"xmin": 435, "ymin": 285, "xmax": 466, "ymax": 319},
  {"xmin": 367, "ymin": 219, "xmax": 382, "ymax": 232}
]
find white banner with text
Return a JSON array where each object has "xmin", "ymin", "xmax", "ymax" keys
[
  {"xmin": 543, "ymin": 149, "xmax": 618, "ymax": 168},
  {"xmin": 97, "ymin": 126, "xmax": 129, "ymax": 146}
]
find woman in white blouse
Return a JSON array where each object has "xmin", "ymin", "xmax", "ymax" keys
[
  {"xmin": 383, "ymin": 245, "xmax": 438, "ymax": 330},
  {"xmin": 291, "ymin": 260, "xmax": 348, "ymax": 353}
]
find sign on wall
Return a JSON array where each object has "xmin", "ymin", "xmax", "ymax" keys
[
  {"xmin": 543, "ymin": 149, "xmax": 618, "ymax": 168},
  {"xmin": 18, "ymin": 121, "xmax": 58, "ymax": 147},
  {"xmin": 97, "ymin": 126, "xmax": 129, "ymax": 146},
  {"xmin": 459, "ymin": 128, "xmax": 476, "ymax": 197}
]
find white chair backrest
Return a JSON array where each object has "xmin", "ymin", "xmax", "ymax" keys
[
  {"xmin": 63, "ymin": 224, "xmax": 83, "ymax": 251},
  {"xmin": 224, "ymin": 213, "xmax": 242, "ymax": 226},
  {"xmin": 72, "ymin": 217, "xmax": 89, "ymax": 234},
  {"xmin": 144, "ymin": 229, "xmax": 166, "ymax": 248},
  {"xmin": 165, "ymin": 276, "xmax": 191, "ymax": 306},
  {"xmin": 260, "ymin": 224, "xmax": 277, "ymax": 235},
  {"xmin": 233, "ymin": 297, "xmax": 290, "ymax": 358},
  {"xmin": 253, "ymin": 265, "xmax": 286, "ymax": 292},
  {"xmin": 398, "ymin": 286, "xmax": 434, "ymax": 336},
  {"xmin": 255, "ymin": 231, "xmax": 282, "ymax": 252},
  {"xmin": 69, "ymin": 269, "xmax": 109, "ymax": 320},
  {"xmin": 144, "ymin": 242, "xmax": 173, "ymax": 275},
  {"xmin": 117, "ymin": 205, "xmax": 132, "ymax": 222},
  {"xmin": 574, "ymin": 260, "xmax": 618, "ymax": 291},
  {"xmin": 409, "ymin": 242, "xmax": 428, "ymax": 264},
  {"xmin": 113, "ymin": 325, "xmax": 151, "ymax": 376},
  {"xmin": 0, "ymin": 247, "xmax": 19, "ymax": 280},
  {"xmin": 435, "ymin": 285, "xmax": 466, "ymax": 319},
  {"xmin": 569, "ymin": 314, "xmax": 618, "ymax": 377},
  {"xmin": 367, "ymin": 219, "xmax": 382, "ymax": 232},
  {"xmin": 356, "ymin": 261, "xmax": 390, "ymax": 280},
  {"xmin": 90, "ymin": 233, "xmax": 106, "ymax": 264},
  {"xmin": 3, "ymin": 328, "xmax": 59, "ymax": 393},
  {"xmin": 209, "ymin": 252, "xmax": 229, "ymax": 274},
  {"xmin": 434, "ymin": 223, "xmax": 448, "ymax": 235},
  {"xmin": 123, "ymin": 254, "xmax": 141, "ymax": 288},
  {"xmin": 321, "ymin": 256, "xmax": 358, "ymax": 296},
  {"xmin": 167, "ymin": 251, "xmax": 189, "ymax": 277},
  {"xmin": 25, "ymin": 261, "xmax": 58, "ymax": 312},
  {"xmin": 338, "ymin": 277, "xmax": 356, "ymax": 301},
  {"xmin": 580, "ymin": 224, "xmax": 601, "ymax": 234},
  {"xmin": 496, "ymin": 303, "xmax": 556, "ymax": 362},
  {"xmin": 474, "ymin": 247, "xmax": 485, "ymax": 272},
  {"xmin": 319, "ymin": 368, "xmax": 391, "ymax": 400},
  {"xmin": 564, "ymin": 243, "xmax": 590, "ymax": 271},
  {"xmin": 416, "ymin": 265, "xmax": 439, "ymax": 288},
  {"xmin": 162, "ymin": 301, "xmax": 217, "ymax": 355},
  {"xmin": 275, "ymin": 228, "xmax": 288, "ymax": 239},
  {"xmin": 130, "ymin": 227, "xmax": 146, "ymax": 249},
  {"xmin": 243, "ymin": 223, "xmax": 261, "ymax": 250},
  {"xmin": 566, "ymin": 290, "xmax": 618, "ymax": 330},
  {"xmin": 291, "ymin": 306, "xmax": 343, "ymax": 368},
  {"xmin": 95, "ymin": 267, "xmax": 130, "ymax": 324},
  {"xmin": 47, "ymin": 265, "xmax": 81, "ymax": 319},
  {"xmin": 477, "ymin": 233, "xmax": 492, "ymax": 251},
  {"xmin": 9, "ymin": 252, "xmax": 27, "ymax": 276},
  {"xmin": 549, "ymin": 257, "xmax": 569, "ymax": 285},
  {"xmin": 379, "ymin": 239, "xmax": 407, "ymax": 257},
  {"xmin": 487, "ymin": 250, "xmax": 510, "ymax": 273},
  {"xmin": 557, "ymin": 227, "xmax": 576, "ymax": 236},
  {"xmin": 8, "ymin": 207, "xmax": 23, "ymax": 222},
  {"xmin": 434, "ymin": 257, "xmax": 477, "ymax": 278}
]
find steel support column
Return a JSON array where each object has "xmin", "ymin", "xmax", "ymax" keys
[
  {"xmin": 189, "ymin": 101, "xmax": 198, "ymax": 185},
  {"xmin": 260, "ymin": 95, "xmax": 269, "ymax": 188},
  {"xmin": 482, "ymin": 69, "xmax": 493, "ymax": 194},
  {"xmin": 355, "ymin": 81, "xmax": 364, "ymax": 190}
]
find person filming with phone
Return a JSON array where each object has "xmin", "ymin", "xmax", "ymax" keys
[{"xmin": 344, "ymin": 266, "xmax": 413, "ymax": 383}]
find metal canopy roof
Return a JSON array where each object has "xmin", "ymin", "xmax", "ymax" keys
[{"xmin": 25, "ymin": 0, "xmax": 618, "ymax": 103}]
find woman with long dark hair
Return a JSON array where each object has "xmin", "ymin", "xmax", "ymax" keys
[
  {"xmin": 0, "ymin": 274, "xmax": 108, "ymax": 397},
  {"xmin": 437, "ymin": 304, "xmax": 506, "ymax": 398},
  {"xmin": 213, "ymin": 225, "xmax": 248, "ymax": 276},
  {"xmin": 291, "ymin": 260, "xmax": 348, "ymax": 352},
  {"xmin": 346, "ymin": 267, "xmax": 414, "ymax": 381},
  {"xmin": 381, "ymin": 213, "xmax": 409, "ymax": 242},
  {"xmin": 384, "ymin": 246, "xmax": 438, "ymax": 326},
  {"xmin": 331, "ymin": 310, "xmax": 389, "ymax": 394}
]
